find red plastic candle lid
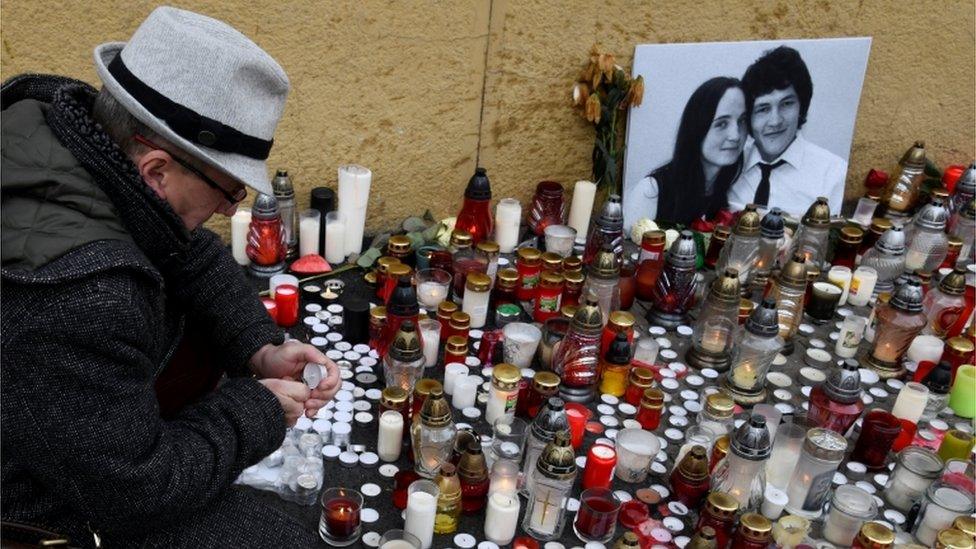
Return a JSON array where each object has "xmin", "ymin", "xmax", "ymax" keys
[
  {"xmin": 618, "ymin": 499, "xmax": 650, "ymax": 529},
  {"xmin": 512, "ymin": 536, "xmax": 539, "ymax": 549}
]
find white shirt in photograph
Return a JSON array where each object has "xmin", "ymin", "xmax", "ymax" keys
[
  {"xmin": 726, "ymin": 132, "xmax": 847, "ymax": 217},
  {"xmin": 623, "ymin": 175, "xmax": 659, "ymax": 233}
]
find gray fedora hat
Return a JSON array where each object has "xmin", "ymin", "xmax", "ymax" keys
[{"xmin": 93, "ymin": 6, "xmax": 289, "ymax": 196}]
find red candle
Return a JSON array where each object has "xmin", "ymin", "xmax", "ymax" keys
[
  {"xmin": 618, "ymin": 500, "xmax": 651, "ymax": 529},
  {"xmin": 323, "ymin": 497, "xmax": 360, "ymax": 538},
  {"xmin": 261, "ymin": 297, "xmax": 278, "ymax": 323},
  {"xmin": 581, "ymin": 443, "xmax": 617, "ymax": 490},
  {"xmin": 850, "ymin": 409, "xmax": 901, "ymax": 470},
  {"xmin": 573, "ymin": 489, "xmax": 621, "ymax": 542},
  {"xmin": 512, "ymin": 536, "xmax": 540, "ymax": 549},
  {"xmin": 273, "ymin": 284, "xmax": 298, "ymax": 327},
  {"xmin": 564, "ymin": 403, "xmax": 591, "ymax": 449}
]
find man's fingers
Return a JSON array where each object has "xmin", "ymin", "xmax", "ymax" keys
[{"xmin": 269, "ymin": 378, "xmax": 312, "ymax": 402}]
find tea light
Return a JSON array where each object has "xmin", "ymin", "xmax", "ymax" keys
[{"xmin": 762, "ymin": 485, "xmax": 789, "ymax": 520}]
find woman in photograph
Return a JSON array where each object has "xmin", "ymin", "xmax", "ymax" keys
[{"xmin": 624, "ymin": 76, "xmax": 747, "ymax": 227}]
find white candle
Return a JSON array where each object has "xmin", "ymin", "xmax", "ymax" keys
[
  {"xmin": 324, "ymin": 211, "xmax": 347, "ymax": 264},
  {"xmin": 488, "ymin": 459, "xmax": 520, "ymax": 498},
  {"xmin": 567, "ymin": 180, "xmax": 597, "ymax": 241},
  {"xmin": 700, "ymin": 325, "xmax": 731, "ymax": 353},
  {"xmin": 835, "ymin": 315, "xmax": 867, "ymax": 358},
  {"xmin": 377, "ymin": 411, "xmax": 404, "ymax": 462},
  {"xmin": 231, "ymin": 207, "xmax": 252, "ymax": 265},
  {"xmin": 451, "ymin": 375, "xmax": 478, "ymax": 409},
  {"xmin": 914, "ymin": 486, "xmax": 973, "ymax": 545},
  {"xmin": 417, "ymin": 282, "xmax": 449, "ymax": 310},
  {"xmin": 380, "ymin": 541, "xmax": 416, "ymax": 549},
  {"xmin": 404, "ymin": 489, "xmax": 437, "ymax": 549},
  {"xmin": 847, "ymin": 266, "xmax": 878, "ymax": 306},
  {"xmin": 828, "ymin": 266, "xmax": 853, "ymax": 305},
  {"xmin": 905, "ymin": 335, "xmax": 945, "ymax": 365},
  {"xmin": 484, "ymin": 492, "xmax": 520, "ymax": 545},
  {"xmin": 761, "ymin": 485, "xmax": 789, "ymax": 520},
  {"xmin": 494, "ymin": 198, "xmax": 522, "ymax": 253},
  {"xmin": 418, "ymin": 319, "xmax": 441, "ymax": 368},
  {"xmin": 528, "ymin": 487, "xmax": 562, "ymax": 537},
  {"xmin": 443, "ymin": 363, "xmax": 469, "ymax": 396},
  {"xmin": 891, "ymin": 382, "xmax": 930, "ymax": 423},
  {"xmin": 299, "ymin": 210, "xmax": 320, "ymax": 257},
  {"xmin": 337, "ymin": 164, "xmax": 371, "ymax": 256}
]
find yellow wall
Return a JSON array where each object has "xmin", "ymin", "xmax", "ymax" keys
[{"xmin": 3, "ymin": 0, "xmax": 973, "ymax": 239}]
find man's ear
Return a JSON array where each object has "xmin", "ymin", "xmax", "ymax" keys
[{"xmin": 137, "ymin": 150, "xmax": 173, "ymax": 200}]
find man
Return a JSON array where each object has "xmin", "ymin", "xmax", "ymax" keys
[
  {"xmin": 726, "ymin": 46, "xmax": 848, "ymax": 216},
  {"xmin": 1, "ymin": 7, "xmax": 339, "ymax": 547}
]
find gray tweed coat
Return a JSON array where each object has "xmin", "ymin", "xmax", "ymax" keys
[{"xmin": 1, "ymin": 75, "xmax": 320, "ymax": 548}]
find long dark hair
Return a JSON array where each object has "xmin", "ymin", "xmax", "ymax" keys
[{"xmin": 653, "ymin": 76, "xmax": 744, "ymax": 225}]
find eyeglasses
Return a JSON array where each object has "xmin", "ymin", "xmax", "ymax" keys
[{"xmin": 133, "ymin": 134, "xmax": 247, "ymax": 205}]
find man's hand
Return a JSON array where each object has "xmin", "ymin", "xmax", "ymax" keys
[
  {"xmin": 258, "ymin": 378, "xmax": 310, "ymax": 426},
  {"xmin": 250, "ymin": 342, "xmax": 342, "ymax": 417}
]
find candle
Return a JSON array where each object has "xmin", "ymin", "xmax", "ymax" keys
[
  {"xmin": 528, "ymin": 487, "xmax": 562, "ymax": 537},
  {"xmin": 949, "ymin": 365, "xmax": 976, "ymax": 418},
  {"xmin": 274, "ymin": 284, "xmax": 299, "ymax": 327},
  {"xmin": 828, "ymin": 266, "xmax": 853, "ymax": 305},
  {"xmin": 261, "ymin": 297, "xmax": 278, "ymax": 323},
  {"xmin": 417, "ymin": 319, "xmax": 441, "ymax": 368},
  {"xmin": 564, "ymin": 403, "xmax": 591, "ymax": 449},
  {"xmin": 847, "ymin": 266, "xmax": 878, "ymax": 306},
  {"xmin": 484, "ymin": 492, "xmax": 520, "ymax": 545},
  {"xmin": 380, "ymin": 541, "xmax": 418, "ymax": 549},
  {"xmin": 835, "ymin": 315, "xmax": 867, "ymax": 358},
  {"xmin": 573, "ymin": 488, "xmax": 621, "ymax": 543},
  {"xmin": 404, "ymin": 480, "xmax": 439, "ymax": 549},
  {"xmin": 890, "ymin": 382, "xmax": 930, "ymax": 451},
  {"xmin": 337, "ymin": 164, "xmax": 371, "ymax": 256},
  {"xmin": 268, "ymin": 273, "xmax": 298, "ymax": 298},
  {"xmin": 495, "ymin": 198, "xmax": 522, "ymax": 254},
  {"xmin": 325, "ymin": 211, "xmax": 347, "ymax": 264},
  {"xmin": 913, "ymin": 484, "xmax": 975, "ymax": 546},
  {"xmin": 581, "ymin": 444, "xmax": 617, "ymax": 490},
  {"xmin": 442, "ymin": 363, "xmax": 469, "ymax": 396},
  {"xmin": 906, "ymin": 335, "xmax": 945, "ymax": 365},
  {"xmin": 451, "ymin": 375, "xmax": 478, "ymax": 409},
  {"xmin": 319, "ymin": 487, "xmax": 363, "ymax": 546},
  {"xmin": 231, "ymin": 207, "xmax": 252, "ymax": 265},
  {"xmin": 378, "ymin": 411, "xmax": 404, "ymax": 462},
  {"xmin": 938, "ymin": 429, "xmax": 975, "ymax": 462},
  {"xmin": 761, "ymin": 486, "xmax": 789, "ymax": 520},
  {"xmin": 488, "ymin": 458, "xmax": 520, "ymax": 498},
  {"xmin": 567, "ymin": 180, "xmax": 597, "ymax": 241},
  {"xmin": 299, "ymin": 209, "xmax": 321, "ymax": 257},
  {"xmin": 700, "ymin": 325, "xmax": 731, "ymax": 353},
  {"xmin": 417, "ymin": 281, "xmax": 449, "ymax": 310}
]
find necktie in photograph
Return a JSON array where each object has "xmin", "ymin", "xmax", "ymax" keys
[{"xmin": 753, "ymin": 160, "xmax": 786, "ymax": 207}]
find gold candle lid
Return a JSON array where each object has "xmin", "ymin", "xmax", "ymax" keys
[
  {"xmin": 465, "ymin": 272, "xmax": 492, "ymax": 293},
  {"xmin": 413, "ymin": 378, "xmax": 442, "ymax": 399},
  {"xmin": 612, "ymin": 531, "xmax": 641, "ymax": 549},
  {"xmin": 705, "ymin": 393, "xmax": 735, "ymax": 419},
  {"xmin": 686, "ymin": 525, "xmax": 718, "ymax": 549},
  {"xmin": 676, "ymin": 445, "xmax": 709, "ymax": 482},
  {"xmin": 497, "ymin": 268, "xmax": 520, "ymax": 287},
  {"xmin": 739, "ymin": 512, "xmax": 773, "ymax": 540},
  {"xmin": 939, "ymin": 267, "xmax": 968, "ymax": 296},
  {"xmin": 563, "ymin": 270, "xmax": 585, "ymax": 286},
  {"xmin": 709, "ymin": 269, "xmax": 742, "ymax": 303},
  {"xmin": 387, "ymin": 235, "xmax": 412, "ymax": 254},
  {"xmin": 376, "ymin": 256, "xmax": 401, "ymax": 274},
  {"xmin": 840, "ymin": 226, "xmax": 864, "ymax": 244},
  {"xmin": 449, "ymin": 311, "xmax": 471, "ymax": 330},
  {"xmin": 363, "ymin": 270, "xmax": 378, "ymax": 286},
  {"xmin": 434, "ymin": 462, "xmax": 462, "ymax": 498},
  {"xmin": 533, "ymin": 371, "xmax": 561, "ymax": 392},
  {"xmin": 572, "ymin": 293, "xmax": 605, "ymax": 332},
  {"xmin": 642, "ymin": 230, "xmax": 666, "ymax": 247},
  {"xmin": 778, "ymin": 252, "xmax": 809, "ymax": 289},
  {"xmin": 712, "ymin": 435, "xmax": 730, "ymax": 460},
  {"xmin": 712, "ymin": 225, "xmax": 731, "ymax": 240},
  {"xmin": 541, "ymin": 252, "xmax": 564, "ymax": 272},
  {"xmin": 930, "ymin": 186, "xmax": 951, "ymax": 202},
  {"xmin": 801, "ymin": 197, "xmax": 831, "ymax": 227},
  {"xmin": 516, "ymin": 247, "xmax": 541, "ymax": 265},
  {"xmin": 536, "ymin": 430, "xmax": 577, "ymax": 480},
  {"xmin": 476, "ymin": 240, "xmax": 499, "ymax": 255},
  {"xmin": 609, "ymin": 311, "xmax": 636, "ymax": 331},
  {"xmin": 629, "ymin": 367, "xmax": 654, "ymax": 385},
  {"xmin": 540, "ymin": 271, "xmax": 565, "ymax": 288},
  {"xmin": 869, "ymin": 217, "xmax": 894, "ymax": 235},
  {"xmin": 491, "ymin": 363, "xmax": 521, "ymax": 391},
  {"xmin": 953, "ymin": 516, "xmax": 976, "ymax": 537},
  {"xmin": 641, "ymin": 387, "xmax": 665, "ymax": 409},
  {"xmin": 734, "ymin": 205, "xmax": 762, "ymax": 236},
  {"xmin": 381, "ymin": 386, "xmax": 408, "ymax": 408},
  {"xmin": 437, "ymin": 301, "xmax": 458, "ymax": 319},
  {"xmin": 562, "ymin": 255, "xmax": 583, "ymax": 272},
  {"xmin": 388, "ymin": 263, "xmax": 412, "ymax": 280},
  {"xmin": 457, "ymin": 439, "xmax": 489, "ymax": 482},
  {"xmin": 560, "ymin": 305, "xmax": 578, "ymax": 319},
  {"xmin": 705, "ymin": 491, "xmax": 739, "ymax": 517},
  {"xmin": 420, "ymin": 387, "xmax": 453, "ymax": 427},
  {"xmin": 899, "ymin": 140, "xmax": 926, "ymax": 167},
  {"xmin": 855, "ymin": 521, "xmax": 895, "ymax": 548},
  {"xmin": 936, "ymin": 528, "xmax": 974, "ymax": 549},
  {"xmin": 445, "ymin": 335, "xmax": 468, "ymax": 355},
  {"xmin": 370, "ymin": 306, "xmax": 388, "ymax": 322},
  {"xmin": 947, "ymin": 235, "xmax": 964, "ymax": 251},
  {"xmin": 451, "ymin": 229, "xmax": 473, "ymax": 248}
]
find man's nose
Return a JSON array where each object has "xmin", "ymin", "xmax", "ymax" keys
[{"xmin": 768, "ymin": 107, "xmax": 784, "ymax": 127}]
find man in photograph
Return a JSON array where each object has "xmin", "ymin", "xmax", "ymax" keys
[{"xmin": 726, "ymin": 46, "xmax": 848, "ymax": 216}]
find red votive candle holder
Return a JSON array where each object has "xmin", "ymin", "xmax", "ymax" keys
[
  {"xmin": 512, "ymin": 536, "xmax": 540, "ymax": 549},
  {"xmin": 274, "ymin": 284, "xmax": 299, "ymax": 327},
  {"xmin": 850, "ymin": 409, "xmax": 901, "ymax": 470},
  {"xmin": 261, "ymin": 297, "xmax": 278, "ymax": 323},
  {"xmin": 573, "ymin": 488, "xmax": 621, "ymax": 543},
  {"xmin": 617, "ymin": 499, "xmax": 650, "ymax": 530},
  {"xmin": 581, "ymin": 443, "xmax": 617, "ymax": 490},
  {"xmin": 564, "ymin": 403, "xmax": 591, "ymax": 449},
  {"xmin": 392, "ymin": 470, "xmax": 420, "ymax": 510},
  {"xmin": 319, "ymin": 487, "xmax": 362, "ymax": 546}
]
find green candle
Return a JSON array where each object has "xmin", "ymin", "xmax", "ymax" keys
[
  {"xmin": 938, "ymin": 430, "xmax": 975, "ymax": 462},
  {"xmin": 948, "ymin": 364, "xmax": 976, "ymax": 418}
]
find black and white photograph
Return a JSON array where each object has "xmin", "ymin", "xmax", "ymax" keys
[{"xmin": 622, "ymin": 37, "xmax": 872, "ymax": 231}]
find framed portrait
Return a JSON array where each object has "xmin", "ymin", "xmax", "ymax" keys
[{"xmin": 622, "ymin": 37, "xmax": 872, "ymax": 231}]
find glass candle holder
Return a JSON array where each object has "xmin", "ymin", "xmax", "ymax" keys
[
  {"xmin": 319, "ymin": 487, "xmax": 363, "ymax": 546},
  {"xmin": 883, "ymin": 446, "xmax": 945, "ymax": 512},
  {"xmin": 614, "ymin": 428, "xmax": 661, "ymax": 483},
  {"xmin": 537, "ymin": 317, "xmax": 570, "ymax": 371},
  {"xmin": 949, "ymin": 364, "xmax": 976, "ymax": 418},
  {"xmin": 784, "ymin": 428, "xmax": 847, "ymax": 518},
  {"xmin": 912, "ymin": 481, "xmax": 975, "ymax": 546},
  {"xmin": 847, "ymin": 266, "xmax": 879, "ymax": 306},
  {"xmin": 938, "ymin": 430, "xmax": 976, "ymax": 463},
  {"xmin": 850, "ymin": 409, "xmax": 901, "ymax": 470},
  {"xmin": 417, "ymin": 318, "xmax": 441, "ymax": 368},
  {"xmin": 502, "ymin": 322, "xmax": 543, "ymax": 369},
  {"xmin": 544, "ymin": 224, "xmax": 577, "ymax": 257},
  {"xmin": 764, "ymin": 419, "xmax": 810, "ymax": 490},
  {"xmin": 324, "ymin": 210, "xmax": 347, "ymax": 265},
  {"xmin": 573, "ymin": 488, "xmax": 621, "ymax": 543},
  {"xmin": 488, "ymin": 415, "xmax": 528, "ymax": 468},
  {"xmin": 806, "ymin": 281, "xmax": 843, "ymax": 323},
  {"xmin": 823, "ymin": 484, "xmax": 878, "ymax": 546},
  {"xmin": 415, "ymin": 268, "xmax": 452, "ymax": 311},
  {"xmin": 379, "ymin": 529, "xmax": 422, "ymax": 549},
  {"xmin": 528, "ymin": 181, "xmax": 566, "ymax": 236},
  {"xmin": 404, "ymin": 479, "xmax": 439, "ymax": 549}
]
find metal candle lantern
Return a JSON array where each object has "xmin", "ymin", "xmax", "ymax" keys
[
  {"xmin": 581, "ymin": 243, "xmax": 621, "ymax": 324},
  {"xmin": 648, "ymin": 230, "xmax": 701, "ymax": 329},
  {"xmin": 522, "ymin": 431, "xmax": 577, "ymax": 541},
  {"xmin": 716, "ymin": 204, "xmax": 762, "ymax": 287},
  {"xmin": 950, "ymin": 162, "xmax": 976, "ymax": 218},
  {"xmin": 859, "ymin": 225, "xmax": 907, "ymax": 296},
  {"xmin": 905, "ymin": 198, "xmax": 950, "ymax": 274},
  {"xmin": 246, "ymin": 192, "xmax": 287, "ymax": 277},
  {"xmin": 789, "ymin": 197, "xmax": 832, "ymax": 269},
  {"xmin": 766, "ymin": 252, "xmax": 808, "ymax": 355},
  {"xmin": 551, "ymin": 293, "xmax": 604, "ymax": 403},
  {"xmin": 687, "ymin": 269, "xmax": 741, "ymax": 371},
  {"xmin": 583, "ymin": 194, "xmax": 624, "ymax": 264},
  {"xmin": 724, "ymin": 298, "xmax": 785, "ymax": 404},
  {"xmin": 272, "ymin": 169, "xmax": 297, "ymax": 260},
  {"xmin": 750, "ymin": 208, "xmax": 785, "ymax": 295},
  {"xmin": 865, "ymin": 278, "xmax": 928, "ymax": 378},
  {"xmin": 883, "ymin": 141, "xmax": 927, "ymax": 222},
  {"xmin": 711, "ymin": 414, "xmax": 772, "ymax": 511}
]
